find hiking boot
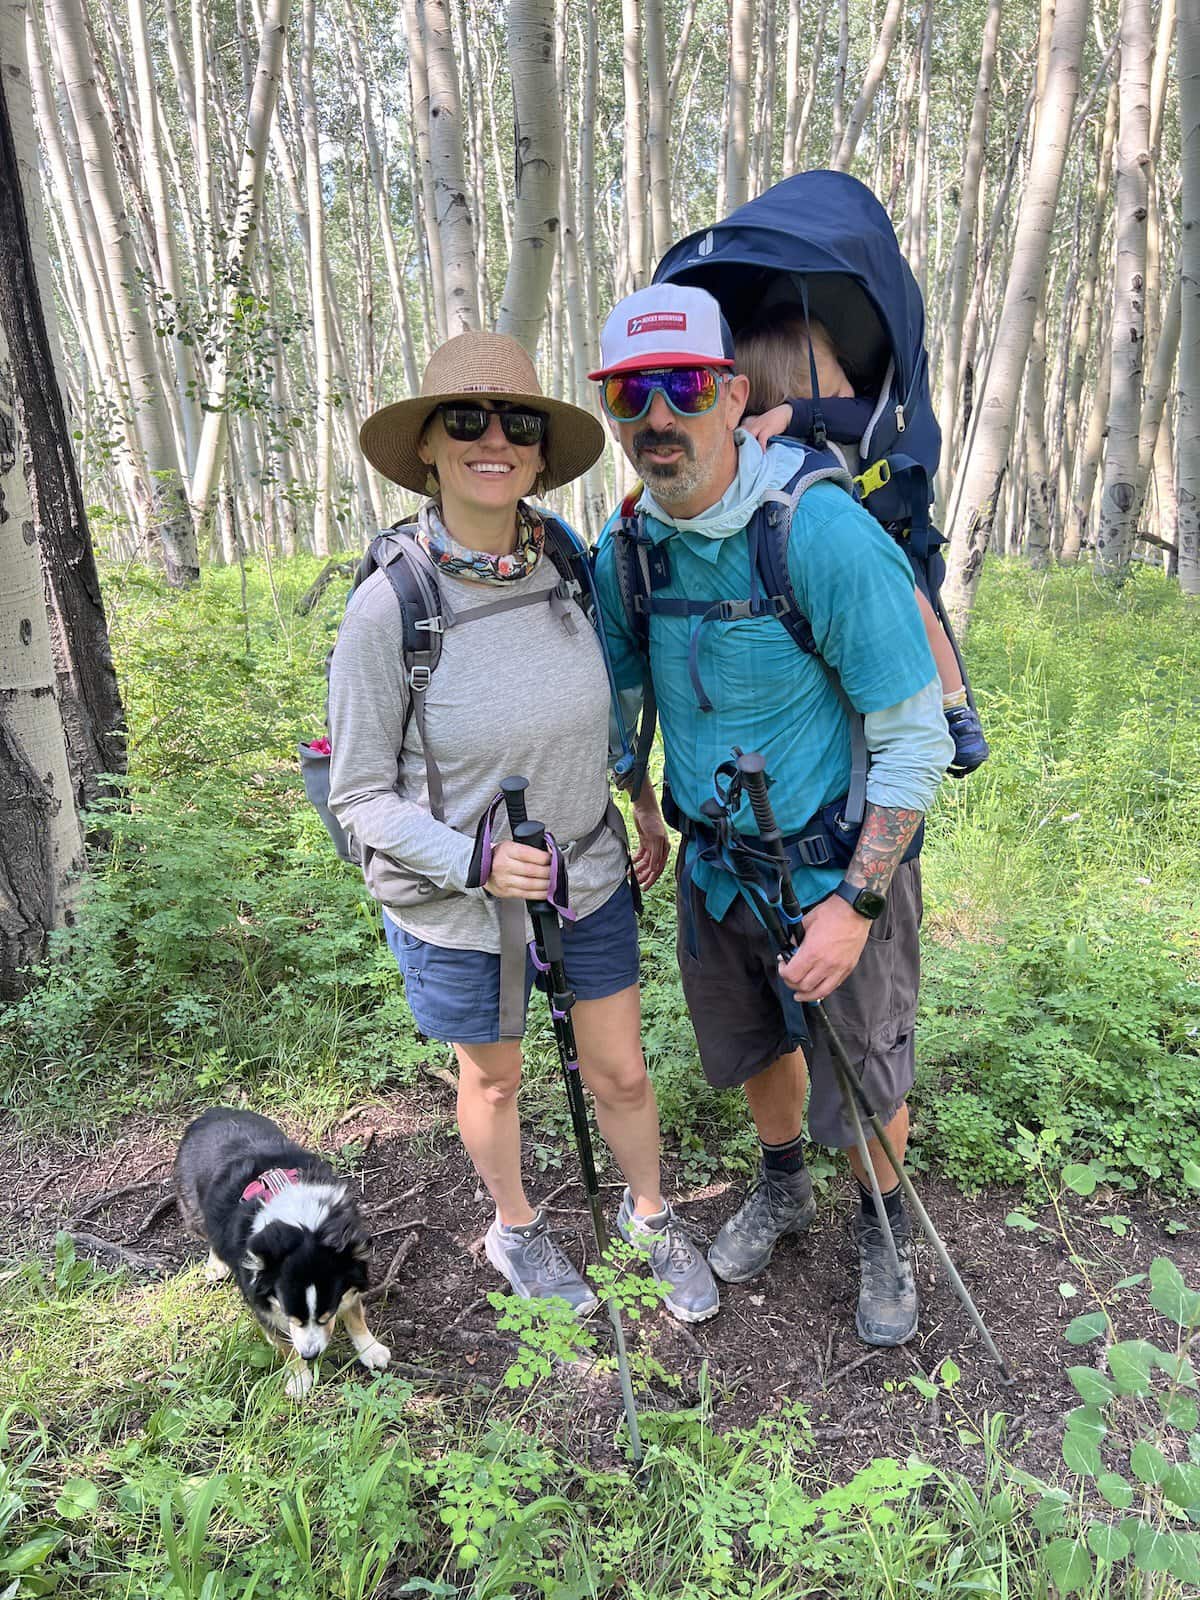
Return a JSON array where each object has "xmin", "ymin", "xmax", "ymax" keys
[
  {"xmin": 707, "ymin": 1164, "xmax": 817, "ymax": 1284},
  {"xmin": 854, "ymin": 1208, "xmax": 918, "ymax": 1346},
  {"xmin": 615, "ymin": 1189, "xmax": 720, "ymax": 1323},
  {"xmin": 944, "ymin": 704, "xmax": 990, "ymax": 777},
  {"xmin": 484, "ymin": 1210, "xmax": 599, "ymax": 1316}
]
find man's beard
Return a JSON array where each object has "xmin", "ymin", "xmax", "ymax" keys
[{"xmin": 632, "ymin": 425, "xmax": 708, "ymax": 504}]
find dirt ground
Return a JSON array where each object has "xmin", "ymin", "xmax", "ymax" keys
[{"xmin": 4, "ymin": 1092, "xmax": 1196, "ymax": 1481}]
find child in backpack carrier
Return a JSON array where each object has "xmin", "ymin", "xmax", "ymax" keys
[{"xmin": 736, "ymin": 310, "xmax": 989, "ymax": 777}]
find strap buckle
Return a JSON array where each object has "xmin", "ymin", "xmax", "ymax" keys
[
  {"xmin": 414, "ymin": 615, "xmax": 444, "ymax": 634},
  {"xmin": 854, "ymin": 457, "xmax": 892, "ymax": 500},
  {"xmin": 409, "ymin": 664, "xmax": 432, "ymax": 691}
]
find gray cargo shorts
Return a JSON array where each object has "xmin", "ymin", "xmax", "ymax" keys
[{"xmin": 676, "ymin": 857, "xmax": 923, "ymax": 1149}]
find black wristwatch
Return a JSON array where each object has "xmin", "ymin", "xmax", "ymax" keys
[{"xmin": 833, "ymin": 880, "xmax": 886, "ymax": 921}]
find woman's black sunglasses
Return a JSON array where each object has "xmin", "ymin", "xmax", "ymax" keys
[{"xmin": 437, "ymin": 404, "xmax": 546, "ymax": 446}]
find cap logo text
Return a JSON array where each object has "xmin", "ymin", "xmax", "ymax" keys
[{"xmin": 628, "ymin": 311, "xmax": 687, "ymax": 336}]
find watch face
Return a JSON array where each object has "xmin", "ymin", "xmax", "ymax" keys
[{"xmin": 857, "ymin": 888, "xmax": 887, "ymax": 920}]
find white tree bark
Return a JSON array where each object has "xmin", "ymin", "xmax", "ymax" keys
[
  {"xmin": 943, "ymin": 0, "xmax": 1086, "ymax": 632},
  {"xmin": 0, "ymin": 0, "xmax": 86, "ymax": 986},
  {"xmin": 127, "ymin": 0, "xmax": 201, "ymax": 470},
  {"xmin": 497, "ymin": 0, "xmax": 560, "ymax": 354},
  {"xmin": 723, "ymin": 0, "xmax": 754, "ymax": 211},
  {"xmin": 299, "ymin": 0, "xmax": 333, "ymax": 553},
  {"xmin": 188, "ymin": 0, "xmax": 290, "ymax": 541},
  {"xmin": 423, "ymin": 0, "xmax": 479, "ymax": 335},
  {"xmin": 643, "ymin": 0, "xmax": 672, "ymax": 264},
  {"xmin": 402, "ymin": 0, "xmax": 447, "ymax": 343},
  {"xmin": 620, "ymin": 0, "xmax": 650, "ymax": 289},
  {"xmin": 937, "ymin": 0, "xmax": 1002, "ymax": 472},
  {"xmin": 1178, "ymin": 0, "xmax": 1200, "ymax": 593},
  {"xmin": 1095, "ymin": 0, "xmax": 1153, "ymax": 575},
  {"xmin": 833, "ymin": 0, "xmax": 906, "ymax": 174},
  {"xmin": 44, "ymin": 0, "xmax": 197, "ymax": 584}
]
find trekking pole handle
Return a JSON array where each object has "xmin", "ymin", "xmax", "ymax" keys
[
  {"xmin": 513, "ymin": 819, "xmax": 548, "ymax": 854},
  {"xmin": 736, "ymin": 752, "xmax": 805, "ymax": 927},
  {"xmin": 500, "ymin": 776, "xmax": 529, "ymax": 830}
]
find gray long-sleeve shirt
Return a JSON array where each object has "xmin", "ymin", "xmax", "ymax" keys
[{"xmin": 327, "ymin": 553, "xmax": 627, "ymax": 953}]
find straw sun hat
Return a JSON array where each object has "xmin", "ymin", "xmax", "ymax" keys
[{"xmin": 359, "ymin": 331, "xmax": 606, "ymax": 496}]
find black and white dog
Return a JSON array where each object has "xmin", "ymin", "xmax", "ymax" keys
[{"xmin": 175, "ymin": 1107, "xmax": 390, "ymax": 1397}]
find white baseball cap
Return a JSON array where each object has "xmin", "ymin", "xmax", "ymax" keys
[{"xmin": 589, "ymin": 284, "xmax": 736, "ymax": 380}]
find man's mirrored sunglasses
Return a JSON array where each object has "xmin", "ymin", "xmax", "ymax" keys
[
  {"xmin": 601, "ymin": 367, "xmax": 725, "ymax": 422},
  {"xmin": 436, "ymin": 404, "xmax": 547, "ymax": 445}
]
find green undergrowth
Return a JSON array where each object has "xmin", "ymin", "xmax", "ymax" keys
[
  {"xmin": 1, "ymin": 1233, "xmax": 1197, "ymax": 1599},
  {"xmin": 1, "ymin": 559, "xmax": 1197, "ymax": 1195}
]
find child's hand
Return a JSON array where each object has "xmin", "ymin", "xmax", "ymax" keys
[{"xmin": 742, "ymin": 404, "xmax": 792, "ymax": 448}]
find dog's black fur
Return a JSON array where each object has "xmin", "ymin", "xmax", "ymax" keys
[{"xmin": 175, "ymin": 1107, "xmax": 388, "ymax": 1395}]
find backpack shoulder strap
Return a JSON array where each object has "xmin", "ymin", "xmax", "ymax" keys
[
  {"xmin": 753, "ymin": 465, "xmax": 869, "ymax": 827},
  {"xmin": 366, "ymin": 525, "xmax": 452, "ymax": 821},
  {"xmin": 605, "ymin": 509, "xmax": 659, "ymax": 796}
]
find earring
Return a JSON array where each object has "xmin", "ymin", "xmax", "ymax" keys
[{"xmin": 424, "ymin": 470, "xmax": 439, "ymax": 496}]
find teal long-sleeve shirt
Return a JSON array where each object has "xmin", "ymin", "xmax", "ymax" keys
[{"xmin": 594, "ymin": 472, "xmax": 949, "ymax": 916}]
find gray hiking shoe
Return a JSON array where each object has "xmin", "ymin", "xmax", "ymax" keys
[
  {"xmin": 707, "ymin": 1164, "xmax": 817, "ymax": 1283},
  {"xmin": 615, "ymin": 1189, "xmax": 720, "ymax": 1323},
  {"xmin": 854, "ymin": 1208, "xmax": 918, "ymax": 1346},
  {"xmin": 484, "ymin": 1210, "xmax": 599, "ymax": 1316}
]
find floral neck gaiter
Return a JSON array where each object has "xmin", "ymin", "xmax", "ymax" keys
[{"xmin": 417, "ymin": 500, "xmax": 544, "ymax": 584}]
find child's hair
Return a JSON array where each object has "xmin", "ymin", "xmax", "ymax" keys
[{"xmin": 734, "ymin": 310, "xmax": 857, "ymax": 413}]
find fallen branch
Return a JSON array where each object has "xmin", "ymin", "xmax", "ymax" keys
[
  {"xmin": 68, "ymin": 1231, "xmax": 163, "ymax": 1277},
  {"xmin": 365, "ymin": 1230, "xmax": 420, "ymax": 1301},
  {"xmin": 389, "ymin": 1359, "xmax": 495, "ymax": 1392},
  {"xmin": 121, "ymin": 1193, "xmax": 178, "ymax": 1241},
  {"xmin": 825, "ymin": 1346, "xmax": 883, "ymax": 1388},
  {"xmin": 362, "ymin": 1183, "xmax": 425, "ymax": 1217},
  {"xmin": 296, "ymin": 559, "xmax": 356, "ymax": 615},
  {"xmin": 71, "ymin": 1178, "xmax": 166, "ymax": 1222}
]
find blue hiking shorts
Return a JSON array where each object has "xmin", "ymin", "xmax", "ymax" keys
[{"xmin": 384, "ymin": 881, "xmax": 639, "ymax": 1045}]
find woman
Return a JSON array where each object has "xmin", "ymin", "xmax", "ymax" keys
[{"xmin": 329, "ymin": 332, "xmax": 717, "ymax": 1324}]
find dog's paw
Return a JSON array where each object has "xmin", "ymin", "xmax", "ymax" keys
[
  {"xmin": 357, "ymin": 1340, "xmax": 391, "ymax": 1372},
  {"xmin": 203, "ymin": 1252, "xmax": 231, "ymax": 1285},
  {"xmin": 285, "ymin": 1364, "xmax": 314, "ymax": 1400}
]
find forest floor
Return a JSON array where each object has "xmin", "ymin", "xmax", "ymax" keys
[{"xmin": 6, "ymin": 1086, "xmax": 1194, "ymax": 1485}]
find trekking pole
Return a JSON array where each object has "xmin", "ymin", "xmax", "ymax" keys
[
  {"xmin": 501, "ymin": 779, "xmax": 644, "ymax": 1462},
  {"xmin": 733, "ymin": 753, "xmax": 1013, "ymax": 1382}
]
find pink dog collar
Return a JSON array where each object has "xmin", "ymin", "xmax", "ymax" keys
[{"xmin": 241, "ymin": 1167, "xmax": 300, "ymax": 1204}]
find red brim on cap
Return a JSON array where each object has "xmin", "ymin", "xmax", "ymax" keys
[{"xmin": 587, "ymin": 353, "xmax": 737, "ymax": 381}]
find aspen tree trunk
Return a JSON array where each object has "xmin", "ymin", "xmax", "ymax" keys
[
  {"xmin": 1059, "ymin": 80, "xmax": 1118, "ymax": 524},
  {"xmin": 421, "ymin": 0, "xmax": 479, "ymax": 335},
  {"xmin": 189, "ymin": 0, "xmax": 290, "ymax": 544},
  {"xmin": 45, "ymin": 0, "xmax": 198, "ymax": 584},
  {"xmin": 831, "ymin": 0, "xmax": 849, "ymax": 164},
  {"xmin": 943, "ymin": 0, "xmax": 1086, "ymax": 633},
  {"xmin": 783, "ymin": 0, "xmax": 802, "ymax": 175},
  {"xmin": 1178, "ymin": 0, "xmax": 1200, "ymax": 593},
  {"xmin": 1134, "ymin": 269, "xmax": 1181, "ymax": 517},
  {"xmin": 342, "ymin": 0, "xmax": 419, "ymax": 391},
  {"xmin": 402, "ymin": 0, "xmax": 447, "ymax": 344},
  {"xmin": 578, "ymin": 7, "xmax": 598, "ymax": 334},
  {"xmin": 833, "ymin": 0, "xmax": 906, "ymax": 174},
  {"xmin": 644, "ymin": 0, "xmax": 672, "ymax": 264},
  {"xmin": 299, "ymin": 0, "xmax": 334, "ymax": 553},
  {"xmin": 1, "ymin": 0, "xmax": 123, "ymax": 812},
  {"xmin": 497, "ymin": 0, "xmax": 561, "ymax": 354},
  {"xmin": 0, "ymin": 0, "xmax": 89, "ymax": 993},
  {"xmin": 1095, "ymin": 0, "xmax": 1153, "ymax": 575},
  {"xmin": 724, "ymin": 0, "xmax": 754, "ymax": 211},
  {"xmin": 451, "ymin": 0, "xmax": 488, "ymax": 328},
  {"xmin": 126, "ymin": 0, "xmax": 200, "ymax": 471},
  {"xmin": 1065, "ymin": 297, "xmax": 1114, "ymax": 560},
  {"xmin": 938, "ymin": 0, "xmax": 1002, "ymax": 472},
  {"xmin": 906, "ymin": 0, "xmax": 933, "ymax": 293},
  {"xmin": 1024, "ymin": 312, "xmax": 1052, "ymax": 566},
  {"xmin": 666, "ymin": 0, "xmax": 698, "ymax": 115},
  {"xmin": 621, "ymin": 0, "xmax": 650, "ymax": 290},
  {"xmin": 795, "ymin": 1, "xmax": 827, "ymax": 172}
]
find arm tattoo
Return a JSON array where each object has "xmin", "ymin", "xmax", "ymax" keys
[{"xmin": 845, "ymin": 804, "xmax": 922, "ymax": 897}]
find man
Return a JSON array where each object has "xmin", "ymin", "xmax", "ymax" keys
[{"xmin": 591, "ymin": 284, "xmax": 954, "ymax": 1345}]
